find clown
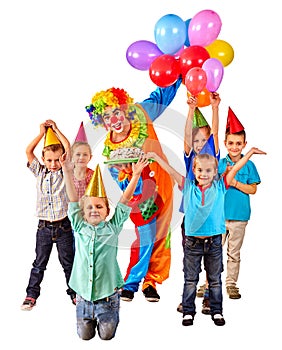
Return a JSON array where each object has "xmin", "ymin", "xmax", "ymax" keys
[{"xmin": 86, "ymin": 78, "xmax": 182, "ymax": 302}]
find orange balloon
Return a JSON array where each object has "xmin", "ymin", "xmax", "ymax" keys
[
  {"xmin": 205, "ymin": 39, "xmax": 234, "ymax": 67},
  {"xmin": 187, "ymin": 87, "xmax": 211, "ymax": 107},
  {"xmin": 197, "ymin": 88, "xmax": 211, "ymax": 107}
]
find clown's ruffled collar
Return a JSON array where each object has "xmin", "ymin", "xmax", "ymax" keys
[{"xmin": 103, "ymin": 105, "xmax": 148, "ymax": 158}]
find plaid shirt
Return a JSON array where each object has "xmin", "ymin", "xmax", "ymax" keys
[
  {"xmin": 72, "ymin": 168, "xmax": 94, "ymax": 199},
  {"xmin": 28, "ymin": 157, "xmax": 69, "ymax": 221}
]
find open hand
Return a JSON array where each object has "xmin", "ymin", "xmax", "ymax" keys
[{"xmin": 132, "ymin": 156, "xmax": 149, "ymax": 176}]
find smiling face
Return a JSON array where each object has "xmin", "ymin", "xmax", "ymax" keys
[
  {"xmin": 102, "ymin": 106, "xmax": 130, "ymax": 134},
  {"xmin": 193, "ymin": 154, "xmax": 218, "ymax": 188},
  {"xmin": 82, "ymin": 196, "xmax": 109, "ymax": 225},
  {"xmin": 224, "ymin": 133, "xmax": 247, "ymax": 161},
  {"xmin": 72, "ymin": 143, "xmax": 92, "ymax": 169}
]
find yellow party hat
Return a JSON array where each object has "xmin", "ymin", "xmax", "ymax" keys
[
  {"xmin": 85, "ymin": 164, "xmax": 107, "ymax": 197},
  {"xmin": 44, "ymin": 127, "xmax": 61, "ymax": 147}
]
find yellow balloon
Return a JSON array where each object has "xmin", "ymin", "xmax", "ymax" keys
[{"xmin": 205, "ymin": 39, "xmax": 234, "ymax": 67}]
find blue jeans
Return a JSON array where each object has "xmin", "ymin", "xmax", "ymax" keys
[
  {"xmin": 76, "ymin": 292, "xmax": 120, "ymax": 341},
  {"xmin": 182, "ymin": 234, "xmax": 224, "ymax": 316},
  {"xmin": 25, "ymin": 217, "xmax": 75, "ymax": 299}
]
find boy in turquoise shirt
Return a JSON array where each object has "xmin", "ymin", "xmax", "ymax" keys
[
  {"xmin": 218, "ymin": 107, "xmax": 262, "ymax": 299},
  {"xmin": 61, "ymin": 153, "xmax": 148, "ymax": 341}
]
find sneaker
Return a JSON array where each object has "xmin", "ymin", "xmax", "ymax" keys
[
  {"xmin": 121, "ymin": 289, "xmax": 134, "ymax": 301},
  {"xmin": 21, "ymin": 297, "xmax": 36, "ymax": 311},
  {"xmin": 226, "ymin": 286, "xmax": 241, "ymax": 299},
  {"xmin": 201, "ymin": 298, "xmax": 210, "ymax": 315},
  {"xmin": 142, "ymin": 286, "xmax": 160, "ymax": 302},
  {"xmin": 70, "ymin": 293, "xmax": 76, "ymax": 305},
  {"xmin": 182, "ymin": 314, "xmax": 194, "ymax": 326},
  {"xmin": 196, "ymin": 284, "xmax": 205, "ymax": 298},
  {"xmin": 177, "ymin": 302, "xmax": 183, "ymax": 313},
  {"xmin": 212, "ymin": 313, "xmax": 225, "ymax": 326}
]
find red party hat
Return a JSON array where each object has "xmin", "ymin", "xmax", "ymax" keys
[
  {"xmin": 75, "ymin": 122, "xmax": 88, "ymax": 142},
  {"xmin": 226, "ymin": 107, "xmax": 244, "ymax": 133}
]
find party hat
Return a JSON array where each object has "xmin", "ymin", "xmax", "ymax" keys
[
  {"xmin": 44, "ymin": 127, "xmax": 61, "ymax": 147},
  {"xmin": 200, "ymin": 134, "xmax": 216, "ymax": 157},
  {"xmin": 75, "ymin": 122, "xmax": 88, "ymax": 143},
  {"xmin": 85, "ymin": 164, "xmax": 107, "ymax": 197},
  {"xmin": 193, "ymin": 107, "xmax": 209, "ymax": 128},
  {"xmin": 226, "ymin": 107, "xmax": 244, "ymax": 133}
]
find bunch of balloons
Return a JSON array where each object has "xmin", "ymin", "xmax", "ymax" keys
[{"xmin": 126, "ymin": 9, "xmax": 234, "ymax": 106}]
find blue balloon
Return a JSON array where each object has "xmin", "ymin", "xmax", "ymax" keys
[
  {"xmin": 184, "ymin": 18, "xmax": 191, "ymax": 47},
  {"xmin": 154, "ymin": 14, "xmax": 186, "ymax": 55}
]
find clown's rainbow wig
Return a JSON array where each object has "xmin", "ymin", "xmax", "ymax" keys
[{"xmin": 85, "ymin": 88, "xmax": 134, "ymax": 128}]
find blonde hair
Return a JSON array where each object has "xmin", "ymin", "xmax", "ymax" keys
[
  {"xmin": 193, "ymin": 153, "xmax": 218, "ymax": 171},
  {"xmin": 71, "ymin": 142, "xmax": 92, "ymax": 156}
]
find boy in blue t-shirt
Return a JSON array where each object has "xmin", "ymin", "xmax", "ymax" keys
[
  {"xmin": 146, "ymin": 146, "xmax": 266, "ymax": 326},
  {"xmin": 218, "ymin": 107, "xmax": 262, "ymax": 299}
]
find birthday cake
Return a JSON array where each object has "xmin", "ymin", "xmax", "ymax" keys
[{"xmin": 104, "ymin": 147, "xmax": 145, "ymax": 164}]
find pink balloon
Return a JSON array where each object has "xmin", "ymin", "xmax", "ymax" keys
[
  {"xmin": 202, "ymin": 58, "xmax": 224, "ymax": 92},
  {"xmin": 188, "ymin": 10, "xmax": 222, "ymax": 47},
  {"xmin": 126, "ymin": 40, "xmax": 163, "ymax": 71},
  {"xmin": 185, "ymin": 67, "xmax": 207, "ymax": 96}
]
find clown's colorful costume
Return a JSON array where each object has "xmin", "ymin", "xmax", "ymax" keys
[{"xmin": 86, "ymin": 78, "xmax": 182, "ymax": 297}]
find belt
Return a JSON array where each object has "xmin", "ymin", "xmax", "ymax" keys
[
  {"xmin": 39, "ymin": 216, "xmax": 69, "ymax": 227},
  {"xmin": 93, "ymin": 291, "xmax": 117, "ymax": 304},
  {"xmin": 191, "ymin": 234, "xmax": 221, "ymax": 244},
  {"xmin": 93, "ymin": 296, "xmax": 110, "ymax": 304}
]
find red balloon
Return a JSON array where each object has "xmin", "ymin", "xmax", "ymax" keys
[
  {"xmin": 149, "ymin": 54, "xmax": 180, "ymax": 87},
  {"xmin": 179, "ymin": 45, "xmax": 210, "ymax": 77},
  {"xmin": 185, "ymin": 67, "xmax": 207, "ymax": 96}
]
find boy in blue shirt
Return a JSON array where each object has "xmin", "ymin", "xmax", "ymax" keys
[
  {"xmin": 218, "ymin": 107, "xmax": 262, "ymax": 299},
  {"xmin": 146, "ymin": 145, "xmax": 266, "ymax": 326}
]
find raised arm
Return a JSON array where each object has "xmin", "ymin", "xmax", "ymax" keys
[
  {"xmin": 119, "ymin": 157, "xmax": 149, "ymax": 205},
  {"xmin": 225, "ymin": 147, "xmax": 266, "ymax": 186},
  {"xmin": 184, "ymin": 95, "xmax": 197, "ymax": 155},
  {"xmin": 26, "ymin": 122, "xmax": 46, "ymax": 165},
  {"xmin": 140, "ymin": 77, "xmax": 182, "ymax": 122},
  {"xmin": 60, "ymin": 153, "xmax": 78, "ymax": 202},
  {"xmin": 210, "ymin": 92, "xmax": 221, "ymax": 154},
  {"xmin": 225, "ymin": 163, "xmax": 258, "ymax": 195},
  {"xmin": 146, "ymin": 152, "xmax": 184, "ymax": 187},
  {"xmin": 46, "ymin": 119, "xmax": 71, "ymax": 155}
]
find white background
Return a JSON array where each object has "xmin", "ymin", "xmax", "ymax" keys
[{"xmin": 0, "ymin": 1, "xmax": 280, "ymax": 349}]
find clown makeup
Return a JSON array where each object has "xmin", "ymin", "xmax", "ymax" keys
[{"xmin": 102, "ymin": 106, "xmax": 127, "ymax": 133}]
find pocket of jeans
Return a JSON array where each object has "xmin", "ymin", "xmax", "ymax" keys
[
  {"xmin": 60, "ymin": 223, "xmax": 72, "ymax": 233},
  {"xmin": 38, "ymin": 221, "xmax": 45, "ymax": 230},
  {"xmin": 184, "ymin": 236, "xmax": 197, "ymax": 249},
  {"xmin": 211, "ymin": 235, "xmax": 222, "ymax": 248},
  {"xmin": 110, "ymin": 294, "xmax": 120, "ymax": 310}
]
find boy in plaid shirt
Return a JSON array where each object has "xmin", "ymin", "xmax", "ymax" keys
[{"xmin": 21, "ymin": 119, "xmax": 76, "ymax": 310}]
